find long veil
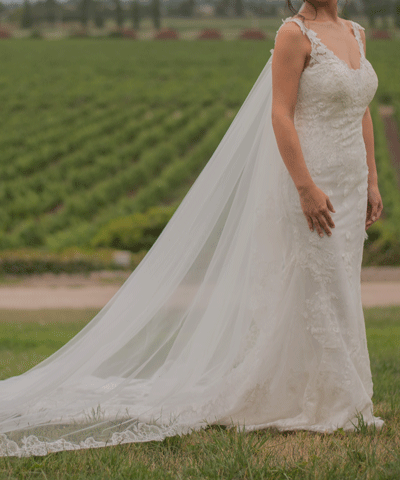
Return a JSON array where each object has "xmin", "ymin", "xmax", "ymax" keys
[{"xmin": 0, "ymin": 50, "xmax": 287, "ymax": 457}]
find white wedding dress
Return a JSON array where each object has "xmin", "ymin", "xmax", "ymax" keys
[{"xmin": 0, "ymin": 17, "xmax": 384, "ymax": 457}]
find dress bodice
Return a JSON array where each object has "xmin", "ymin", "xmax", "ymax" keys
[{"xmin": 271, "ymin": 17, "xmax": 379, "ymax": 181}]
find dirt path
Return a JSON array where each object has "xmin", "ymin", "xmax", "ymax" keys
[
  {"xmin": 0, "ymin": 268, "xmax": 398, "ymax": 311},
  {"xmin": 0, "ymin": 284, "xmax": 398, "ymax": 310}
]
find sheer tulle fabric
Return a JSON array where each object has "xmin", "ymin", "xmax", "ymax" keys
[{"xmin": 0, "ymin": 54, "xmax": 287, "ymax": 457}]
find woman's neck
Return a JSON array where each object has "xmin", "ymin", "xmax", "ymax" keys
[{"xmin": 298, "ymin": 1, "xmax": 339, "ymax": 23}]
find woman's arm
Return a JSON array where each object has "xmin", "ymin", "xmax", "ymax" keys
[
  {"xmin": 362, "ymin": 107, "xmax": 378, "ymax": 187},
  {"xmin": 359, "ymin": 28, "xmax": 383, "ymax": 229},
  {"xmin": 271, "ymin": 23, "xmax": 335, "ymax": 237}
]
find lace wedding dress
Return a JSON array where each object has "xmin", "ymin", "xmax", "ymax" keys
[{"xmin": 0, "ymin": 17, "xmax": 384, "ymax": 457}]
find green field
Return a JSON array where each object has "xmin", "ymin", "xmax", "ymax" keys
[
  {"xmin": 0, "ymin": 37, "xmax": 399, "ymax": 263},
  {"xmin": 0, "ymin": 307, "xmax": 399, "ymax": 478},
  {"xmin": 0, "ymin": 40, "xmax": 266, "ymax": 251}
]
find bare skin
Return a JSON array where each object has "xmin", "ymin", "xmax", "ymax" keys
[{"xmin": 271, "ymin": 0, "xmax": 383, "ymax": 237}]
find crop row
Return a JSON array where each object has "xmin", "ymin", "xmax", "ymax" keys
[
  {"xmin": 48, "ymin": 110, "xmax": 234, "ymax": 250},
  {"xmin": 1, "ymin": 102, "xmax": 228, "ymax": 249},
  {"xmin": 0, "ymin": 104, "xmax": 149, "ymax": 181},
  {"xmin": 44, "ymin": 103, "xmax": 226, "ymax": 234},
  {"xmin": 3, "ymin": 102, "xmax": 173, "ymax": 187},
  {"xmin": 0, "ymin": 94, "xmax": 129, "ymax": 152},
  {"xmin": 1, "ymin": 101, "xmax": 210, "ymax": 231},
  {"xmin": 1, "ymin": 79, "xmax": 209, "ymax": 153}
]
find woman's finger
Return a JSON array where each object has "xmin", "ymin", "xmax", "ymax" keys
[
  {"xmin": 323, "ymin": 209, "xmax": 335, "ymax": 229},
  {"xmin": 317, "ymin": 214, "xmax": 332, "ymax": 237},
  {"xmin": 370, "ymin": 203, "xmax": 379, "ymax": 222},
  {"xmin": 313, "ymin": 217, "xmax": 325, "ymax": 237},
  {"xmin": 306, "ymin": 216, "xmax": 314, "ymax": 232},
  {"xmin": 326, "ymin": 198, "xmax": 336, "ymax": 213}
]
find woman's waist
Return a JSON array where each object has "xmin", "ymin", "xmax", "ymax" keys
[
  {"xmin": 299, "ymin": 144, "xmax": 368, "ymax": 187},
  {"xmin": 296, "ymin": 131, "xmax": 367, "ymax": 171},
  {"xmin": 295, "ymin": 117, "xmax": 364, "ymax": 142}
]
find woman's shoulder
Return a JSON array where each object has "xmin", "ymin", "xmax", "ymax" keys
[
  {"xmin": 270, "ymin": 16, "xmax": 310, "ymax": 58},
  {"xmin": 273, "ymin": 16, "xmax": 311, "ymax": 64}
]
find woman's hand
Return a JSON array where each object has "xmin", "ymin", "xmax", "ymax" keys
[
  {"xmin": 298, "ymin": 184, "xmax": 336, "ymax": 237},
  {"xmin": 366, "ymin": 184, "xmax": 383, "ymax": 230}
]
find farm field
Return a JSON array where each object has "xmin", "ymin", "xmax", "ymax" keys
[
  {"xmin": 0, "ymin": 306, "xmax": 399, "ymax": 477},
  {"xmin": 0, "ymin": 37, "xmax": 399, "ymax": 263}
]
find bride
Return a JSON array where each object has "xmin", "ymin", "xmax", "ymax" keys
[{"xmin": 0, "ymin": 0, "xmax": 384, "ymax": 457}]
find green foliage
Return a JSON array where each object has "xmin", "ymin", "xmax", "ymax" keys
[
  {"xmin": 235, "ymin": 0, "xmax": 244, "ymax": 17},
  {"xmin": 108, "ymin": 29, "xmax": 123, "ymax": 37},
  {"xmin": 215, "ymin": 0, "xmax": 229, "ymax": 17},
  {"xmin": 341, "ymin": 1, "xmax": 359, "ymax": 18},
  {"xmin": 363, "ymin": 101, "xmax": 400, "ymax": 266},
  {"xmin": 396, "ymin": 1, "xmax": 400, "ymax": 29},
  {"xmin": 44, "ymin": 0, "xmax": 57, "ymax": 25},
  {"xmin": 94, "ymin": 5, "xmax": 105, "ymax": 29},
  {"xmin": 29, "ymin": 28, "xmax": 43, "ymax": 39},
  {"xmin": 80, "ymin": 0, "xmax": 91, "ymax": 27},
  {"xmin": 0, "ymin": 247, "xmax": 145, "ymax": 275},
  {"xmin": 130, "ymin": 0, "xmax": 140, "ymax": 30},
  {"xmin": 152, "ymin": 0, "xmax": 160, "ymax": 30},
  {"xmin": 21, "ymin": 0, "xmax": 33, "ymax": 29},
  {"xmin": 360, "ymin": 40, "xmax": 400, "ymax": 265},
  {"xmin": 362, "ymin": 0, "xmax": 393, "ymax": 28},
  {"xmin": 173, "ymin": 0, "xmax": 195, "ymax": 18},
  {"xmin": 91, "ymin": 204, "xmax": 178, "ymax": 252},
  {"xmin": 114, "ymin": 0, "xmax": 124, "ymax": 28}
]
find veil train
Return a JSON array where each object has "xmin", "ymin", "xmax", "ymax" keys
[{"xmin": 0, "ymin": 52, "xmax": 287, "ymax": 457}]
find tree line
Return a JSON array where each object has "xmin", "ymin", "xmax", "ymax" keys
[
  {"xmin": 15, "ymin": 0, "xmax": 400, "ymax": 34},
  {"xmin": 20, "ymin": 0, "xmax": 253, "ymax": 31},
  {"xmin": 17, "ymin": 0, "xmax": 400, "ymax": 30},
  {"xmin": 21, "ymin": 0, "xmax": 149, "ymax": 30}
]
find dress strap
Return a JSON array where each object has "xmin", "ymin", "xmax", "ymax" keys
[
  {"xmin": 273, "ymin": 16, "xmax": 310, "ymax": 44},
  {"xmin": 349, "ymin": 21, "xmax": 366, "ymax": 58},
  {"xmin": 282, "ymin": 16, "xmax": 309, "ymax": 35},
  {"xmin": 271, "ymin": 17, "xmax": 320, "ymax": 63}
]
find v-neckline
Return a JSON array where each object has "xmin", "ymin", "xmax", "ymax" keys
[{"xmin": 303, "ymin": 20, "xmax": 363, "ymax": 72}]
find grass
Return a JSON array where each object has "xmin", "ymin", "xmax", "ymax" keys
[
  {"xmin": 0, "ymin": 307, "xmax": 398, "ymax": 478},
  {"xmin": 0, "ymin": 309, "xmax": 98, "ymax": 380}
]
